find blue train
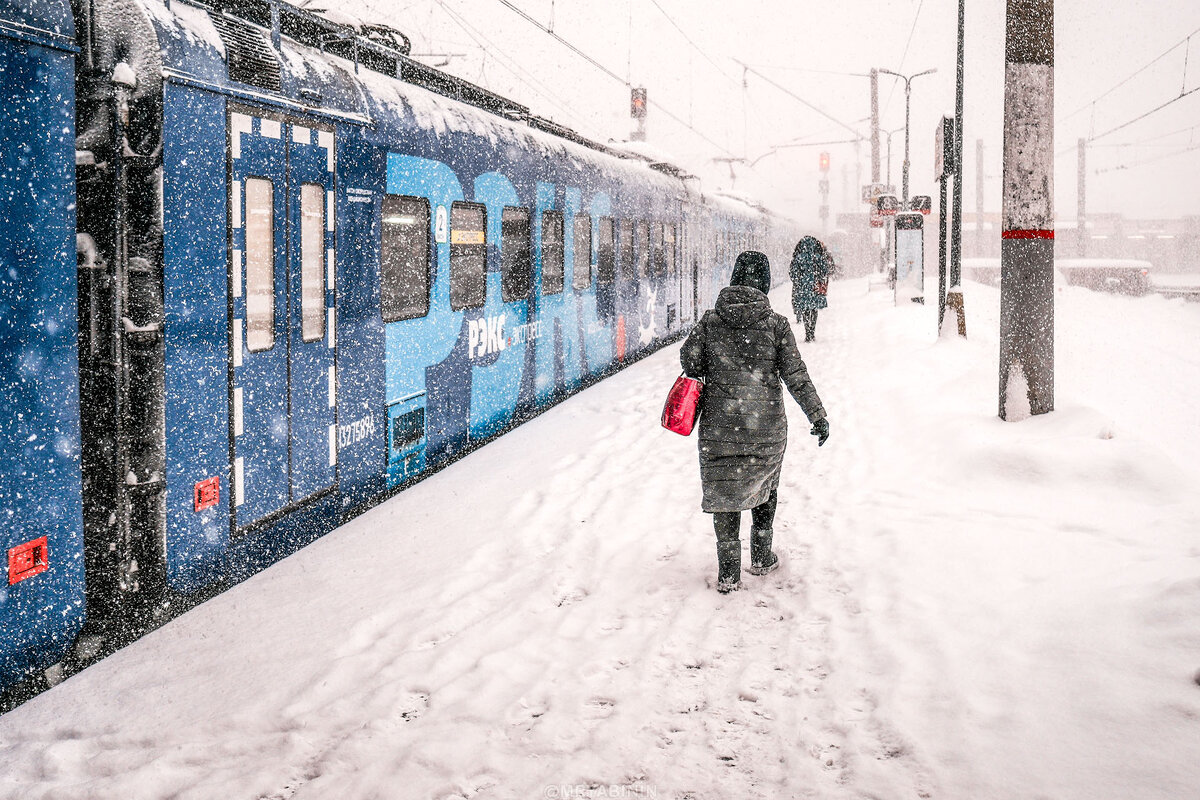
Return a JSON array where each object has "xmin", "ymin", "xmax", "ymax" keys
[{"xmin": 0, "ymin": 0, "xmax": 800, "ymax": 699}]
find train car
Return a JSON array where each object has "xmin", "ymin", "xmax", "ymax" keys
[
  {"xmin": 1, "ymin": 0, "xmax": 800, "ymax": 700},
  {"xmin": 0, "ymin": 0, "xmax": 85, "ymax": 691}
]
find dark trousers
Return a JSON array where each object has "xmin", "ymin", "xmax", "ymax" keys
[
  {"xmin": 713, "ymin": 490, "xmax": 778, "ymax": 542},
  {"xmin": 801, "ymin": 309, "xmax": 819, "ymax": 341}
]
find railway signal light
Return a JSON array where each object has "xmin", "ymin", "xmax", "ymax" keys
[
  {"xmin": 631, "ymin": 87, "xmax": 647, "ymax": 120},
  {"xmin": 819, "ymin": 151, "xmax": 830, "ymax": 172}
]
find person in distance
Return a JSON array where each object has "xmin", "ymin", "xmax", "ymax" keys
[
  {"xmin": 789, "ymin": 235, "xmax": 835, "ymax": 342},
  {"xmin": 681, "ymin": 250, "xmax": 830, "ymax": 594}
]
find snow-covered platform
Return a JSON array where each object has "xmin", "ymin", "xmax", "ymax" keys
[{"xmin": 3, "ymin": 279, "xmax": 1199, "ymax": 799}]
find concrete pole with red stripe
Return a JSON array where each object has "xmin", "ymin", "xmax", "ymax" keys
[{"xmin": 999, "ymin": 0, "xmax": 1054, "ymax": 419}]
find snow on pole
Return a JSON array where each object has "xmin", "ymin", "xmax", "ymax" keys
[{"xmin": 999, "ymin": 0, "xmax": 1054, "ymax": 420}]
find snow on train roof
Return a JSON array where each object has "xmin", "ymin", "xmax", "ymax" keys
[
  {"xmin": 141, "ymin": 0, "xmax": 224, "ymax": 59},
  {"xmin": 337, "ymin": 49, "xmax": 686, "ymax": 190},
  {"xmin": 140, "ymin": 0, "xmax": 686, "ymax": 190}
]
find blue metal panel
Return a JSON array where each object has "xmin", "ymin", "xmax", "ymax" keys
[
  {"xmin": 469, "ymin": 171, "xmax": 524, "ymax": 441},
  {"xmin": 0, "ymin": 6, "xmax": 84, "ymax": 685},
  {"xmin": 331, "ymin": 133, "xmax": 385, "ymax": 511},
  {"xmin": 0, "ymin": 0, "xmax": 75, "ymax": 50},
  {"xmin": 532, "ymin": 180, "xmax": 563, "ymax": 403},
  {"xmin": 584, "ymin": 191, "xmax": 615, "ymax": 372},
  {"xmin": 230, "ymin": 111, "xmax": 290, "ymax": 527},
  {"xmin": 560, "ymin": 185, "xmax": 589, "ymax": 390},
  {"xmin": 162, "ymin": 84, "xmax": 230, "ymax": 593},
  {"xmin": 383, "ymin": 153, "xmax": 465, "ymax": 483},
  {"xmin": 286, "ymin": 122, "xmax": 336, "ymax": 501}
]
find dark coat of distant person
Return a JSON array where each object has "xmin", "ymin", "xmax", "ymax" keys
[{"xmin": 789, "ymin": 236, "xmax": 833, "ymax": 316}]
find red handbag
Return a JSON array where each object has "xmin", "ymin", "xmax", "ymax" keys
[
  {"xmin": 661, "ymin": 374, "xmax": 703, "ymax": 436},
  {"xmin": 815, "ymin": 280, "xmax": 828, "ymax": 296}
]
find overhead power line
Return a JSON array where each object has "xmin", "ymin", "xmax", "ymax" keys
[
  {"xmin": 1089, "ymin": 85, "xmax": 1200, "ymax": 142},
  {"xmin": 1065, "ymin": 23, "xmax": 1200, "ymax": 121},
  {"xmin": 493, "ymin": 0, "xmax": 739, "ymax": 157},
  {"xmin": 1093, "ymin": 140, "xmax": 1200, "ymax": 174},
  {"xmin": 733, "ymin": 60, "xmax": 866, "ymax": 140},
  {"xmin": 643, "ymin": 0, "xmax": 741, "ymax": 88},
  {"xmin": 883, "ymin": 0, "xmax": 926, "ymax": 116},
  {"xmin": 432, "ymin": 0, "xmax": 593, "ymax": 132}
]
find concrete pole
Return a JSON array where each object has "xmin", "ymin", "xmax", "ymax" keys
[
  {"xmin": 949, "ymin": 0, "xmax": 965, "ymax": 288},
  {"xmin": 1076, "ymin": 137, "xmax": 1087, "ymax": 256},
  {"xmin": 870, "ymin": 69, "xmax": 881, "ymax": 184},
  {"xmin": 999, "ymin": 0, "xmax": 1055, "ymax": 420},
  {"xmin": 976, "ymin": 139, "xmax": 985, "ymax": 257},
  {"xmin": 939, "ymin": 175, "xmax": 949, "ymax": 328},
  {"xmin": 902, "ymin": 80, "xmax": 912, "ymax": 202}
]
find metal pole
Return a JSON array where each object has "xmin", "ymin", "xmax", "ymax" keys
[
  {"xmin": 886, "ymin": 131, "xmax": 893, "ymax": 187},
  {"xmin": 999, "ymin": 0, "xmax": 1055, "ymax": 419},
  {"xmin": 976, "ymin": 138, "xmax": 985, "ymax": 257},
  {"xmin": 902, "ymin": 78, "xmax": 912, "ymax": 201},
  {"xmin": 950, "ymin": 0, "xmax": 965, "ymax": 288},
  {"xmin": 939, "ymin": 175, "xmax": 949, "ymax": 328},
  {"xmin": 1076, "ymin": 137, "xmax": 1087, "ymax": 256},
  {"xmin": 870, "ymin": 68, "xmax": 881, "ymax": 183}
]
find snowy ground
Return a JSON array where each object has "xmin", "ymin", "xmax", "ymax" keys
[{"xmin": 3, "ymin": 278, "xmax": 1200, "ymax": 800}]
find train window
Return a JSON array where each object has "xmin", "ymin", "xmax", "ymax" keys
[
  {"xmin": 619, "ymin": 219, "xmax": 634, "ymax": 279},
  {"xmin": 597, "ymin": 217, "xmax": 615, "ymax": 284},
  {"xmin": 502, "ymin": 206, "xmax": 532, "ymax": 302},
  {"xmin": 450, "ymin": 201, "xmax": 487, "ymax": 310},
  {"xmin": 300, "ymin": 183, "xmax": 326, "ymax": 341},
  {"xmin": 541, "ymin": 210, "xmax": 564, "ymax": 295},
  {"xmin": 572, "ymin": 214, "xmax": 592, "ymax": 290},
  {"xmin": 664, "ymin": 224, "xmax": 677, "ymax": 276},
  {"xmin": 636, "ymin": 221, "xmax": 650, "ymax": 278},
  {"xmin": 245, "ymin": 176, "xmax": 275, "ymax": 352},
  {"xmin": 381, "ymin": 195, "xmax": 431, "ymax": 322}
]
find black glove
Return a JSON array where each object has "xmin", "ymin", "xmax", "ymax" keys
[{"xmin": 810, "ymin": 418, "xmax": 830, "ymax": 447}]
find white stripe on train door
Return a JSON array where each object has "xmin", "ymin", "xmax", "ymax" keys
[
  {"xmin": 234, "ymin": 456, "xmax": 245, "ymax": 507},
  {"xmin": 233, "ymin": 387, "xmax": 243, "ymax": 436},
  {"xmin": 232, "ymin": 248, "xmax": 243, "ymax": 298},
  {"xmin": 231, "ymin": 180, "xmax": 242, "ymax": 229},
  {"xmin": 233, "ymin": 319, "xmax": 243, "ymax": 368}
]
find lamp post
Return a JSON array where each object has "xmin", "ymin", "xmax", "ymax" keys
[
  {"xmin": 883, "ymin": 125, "xmax": 904, "ymax": 190},
  {"xmin": 879, "ymin": 67, "xmax": 937, "ymax": 202}
]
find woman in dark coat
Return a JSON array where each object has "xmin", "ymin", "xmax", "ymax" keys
[
  {"xmin": 681, "ymin": 251, "xmax": 830, "ymax": 593},
  {"xmin": 789, "ymin": 236, "xmax": 834, "ymax": 343}
]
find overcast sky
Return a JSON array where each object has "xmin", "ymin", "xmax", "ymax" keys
[{"xmin": 339, "ymin": 0, "xmax": 1199, "ymax": 226}]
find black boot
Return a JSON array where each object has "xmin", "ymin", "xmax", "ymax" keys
[
  {"xmin": 747, "ymin": 528, "xmax": 779, "ymax": 575},
  {"xmin": 716, "ymin": 540, "xmax": 742, "ymax": 593}
]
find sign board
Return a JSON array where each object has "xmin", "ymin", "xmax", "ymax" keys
[
  {"xmin": 894, "ymin": 212, "xmax": 925, "ymax": 305},
  {"xmin": 909, "ymin": 195, "xmax": 932, "ymax": 215},
  {"xmin": 861, "ymin": 182, "xmax": 886, "ymax": 205},
  {"xmin": 869, "ymin": 207, "xmax": 885, "ymax": 228},
  {"xmin": 876, "ymin": 194, "xmax": 900, "ymax": 216},
  {"xmin": 435, "ymin": 205, "xmax": 448, "ymax": 243},
  {"xmin": 934, "ymin": 115, "xmax": 955, "ymax": 181}
]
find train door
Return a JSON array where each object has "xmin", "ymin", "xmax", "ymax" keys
[{"xmin": 228, "ymin": 109, "xmax": 336, "ymax": 531}]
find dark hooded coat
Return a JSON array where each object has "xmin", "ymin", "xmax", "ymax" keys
[
  {"xmin": 790, "ymin": 236, "xmax": 832, "ymax": 315},
  {"xmin": 681, "ymin": 285, "xmax": 826, "ymax": 513}
]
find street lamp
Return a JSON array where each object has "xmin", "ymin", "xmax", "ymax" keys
[
  {"xmin": 882, "ymin": 125, "xmax": 904, "ymax": 190},
  {"xmin": 879, "ymin": 67, "xmax": 937, "ymax": 201}
]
